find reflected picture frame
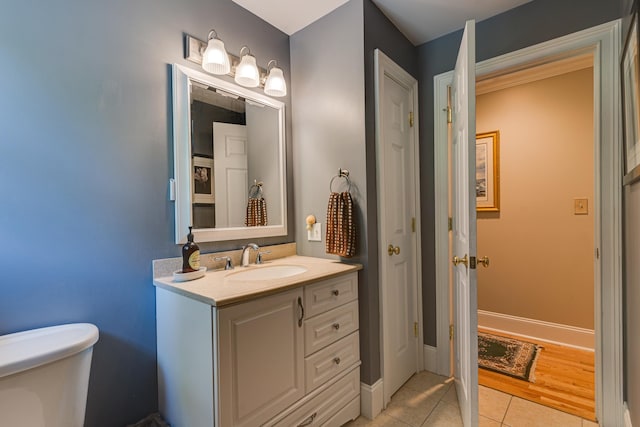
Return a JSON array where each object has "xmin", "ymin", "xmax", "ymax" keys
[
  {"xmin": 476, "ymin": 131, "xmax": 500, "ymax": 212},
  {"xmin": 192, "ymin": 156, "xmax": 215, "ymax": 204},
  {"xmin": 622, "ymin": 7, "xmax": 640, "ymax": 185}
]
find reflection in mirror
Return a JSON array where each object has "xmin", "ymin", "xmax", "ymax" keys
[{"xmin": 172, "ymin": 64, "xmax": 287, "ymax": 243}]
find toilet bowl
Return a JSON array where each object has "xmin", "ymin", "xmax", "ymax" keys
[{"xmin": 0, "ymin": 323, "xmax": 99, "ymax": 427}]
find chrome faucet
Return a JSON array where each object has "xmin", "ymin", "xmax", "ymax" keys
[{"xmin": 241, "ymin": 243, "xmax": 259, "ymax": 267}]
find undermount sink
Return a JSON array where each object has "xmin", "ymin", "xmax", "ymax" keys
[{"xmin": 226, "ymin": 265, "xmax": 308, "ymax": 281}]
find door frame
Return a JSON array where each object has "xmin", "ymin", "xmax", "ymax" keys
[
  {"xmin": 433, "ymin": 20, "xmax": 623, "ymax": 425},
  {"xmin": 375, "ymin": 48, "xmax": 424, "ymax": 406}
]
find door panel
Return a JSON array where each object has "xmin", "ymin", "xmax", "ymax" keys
[
  {"xmin": 213, "ymin": 122, "xmax": 248, "ymax": 227},
  {"xmin": 451, "ymin": 20, "xmax": 478, "ymax": 427},
  {"xmin": 218, "ymin": 288, "xmax": 305, "ymax": 426},
  {"xmin": 381, "ymin": 71, "xmax": 418, "ymax": 399}
]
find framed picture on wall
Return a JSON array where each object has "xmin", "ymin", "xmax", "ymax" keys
[
  {"xmin": 622, "ymin": 8, "xmax": 640, "ymax": 185},
  {"xmin": 476, "ymin": 131, "xmax": 500, "ymax": 212},
  {"xmin": 192, "ymin": 156, "xmax": 215, "ymax": 204}
]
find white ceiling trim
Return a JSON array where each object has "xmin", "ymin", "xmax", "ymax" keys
[{"xmin": 476, "ymin": 53, "xmax": 595, "ymax": 95}]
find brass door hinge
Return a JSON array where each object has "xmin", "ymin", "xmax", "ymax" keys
[
  {"xmin": 449, "ymin": 324, "xmax": 454, "ymax": 340},
  {"xmin": 412, "ymin": 217, "xmax": 416, "ymax": 233},
  {"xmin": 409, "ymin": 111, "xmax": 414, "ymax": 127},
  {"xmin": 448, "ymin": 217, "xmax": 453, "ymax": 231},
  {"xmin": 414, "ymin": 322, "xmax": 419, "ymax": 338}
]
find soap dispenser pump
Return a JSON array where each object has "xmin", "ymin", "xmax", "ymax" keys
[{"xmin": 182, "ymin": 226, "xmax": 201, "ymax": 273}]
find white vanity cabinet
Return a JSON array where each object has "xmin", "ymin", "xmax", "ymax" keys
[
  {"xmin": 218, "ymin": 288, "xmax": 305, "ymax": 426},
  {"xmin": 156, "ymin": 269, "xmax": 360, "ymax": 427}
]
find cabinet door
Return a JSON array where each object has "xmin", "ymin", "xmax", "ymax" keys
[{"xmin": 218, "ymin": 288, "xmax": 305, "ymax": 427}]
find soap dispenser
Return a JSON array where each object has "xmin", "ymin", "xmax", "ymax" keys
[{"xmin": 182, "ymin": 226, "xmax": 200, "ymax": 273}]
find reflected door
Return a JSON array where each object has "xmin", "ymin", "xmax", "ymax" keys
[{"xmin": 213, "ymin": 122, "xmax": 248, "ymax": 227}]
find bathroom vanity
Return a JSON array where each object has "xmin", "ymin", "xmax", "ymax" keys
[{"xmin": 154, "ymin": 255, "xmax": 361, "ymax": 427}]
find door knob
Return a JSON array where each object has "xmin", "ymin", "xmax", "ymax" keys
[
  {"xmin": 452, "ymin": 254, "xmax": 468, "ymax": 267},
  {"xmin": 478, "ymin": 256, "xmax": 490, "ymax": 268},
  {"xmin": 387, "ymin": 245, "xmax": 400, "ymax": 256}
]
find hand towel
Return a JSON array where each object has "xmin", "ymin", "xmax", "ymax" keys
[
  {"xmin": 325, "ymin": 191, "xmax": 356, "ymax": 257},
  {"xmin": 245, "ymin": 197, "xmax": 267, "ymax": 227}
]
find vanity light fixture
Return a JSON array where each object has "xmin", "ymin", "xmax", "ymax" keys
[
  {"xmin": 201, "ymin": 30, "xmax": 231, "ymax": 75},
  {"xmin": 185, "ymin": 34, "xmax": 288, "ymax": 97},
  {"xmin": 263, "ymin": 60, "xmax": 287, "ymax": 97},
  {"xmin": 234, "ymin": 46, "xmax": 260, "ymax": 88}
]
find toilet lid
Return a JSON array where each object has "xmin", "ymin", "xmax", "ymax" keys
[{"xmin": 0, "ymin": 323, "xmax": 99, "ymax": 378}]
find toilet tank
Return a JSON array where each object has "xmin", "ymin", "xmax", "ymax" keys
[{"xmin": 0, "ymin": 323, "xmax": 99, "ymax": 427}]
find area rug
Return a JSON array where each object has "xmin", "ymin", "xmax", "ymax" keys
[{"xmin": 478, "ymin": 332, "xmax": 541, "ymax": 382}]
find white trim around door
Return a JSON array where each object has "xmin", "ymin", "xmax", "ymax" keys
[
  {"xmin": 433, "ymin": 20, "xmax": 622, "ymax": 426},
  {"xmin": 374, "ymin": 48, "xmax": 424, "ymax": 408}
]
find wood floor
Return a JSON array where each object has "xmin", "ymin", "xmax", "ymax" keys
[{"xmin": 478, "ymin": 328, "xmax": 596, "ymax": 421}]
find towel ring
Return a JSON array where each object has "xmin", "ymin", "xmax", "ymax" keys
[
  {"xmin": 330, "ymin": 169, "xmax": 351, "ymax": 193},
  {"xmin": 249, "ymin": 180, "xmax": 263, "ymax": 198}
]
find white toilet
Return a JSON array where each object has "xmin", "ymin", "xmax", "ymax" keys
[{"xmin": 0, "ymin": 323, "xmax": 99, "ymax": 427}]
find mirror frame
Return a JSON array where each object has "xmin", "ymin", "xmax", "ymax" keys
[{"xmin": 172, "ymin": 64, "xmax": 287, "ymax": 243}]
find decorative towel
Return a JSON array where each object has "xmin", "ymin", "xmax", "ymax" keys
[
  {"xmin": 325, "ymin": 191, "xmax": 356, "ymax": 257},
  {"xmin": 245, "ymin": 197, "xmax": 267, "ymax": 227}
]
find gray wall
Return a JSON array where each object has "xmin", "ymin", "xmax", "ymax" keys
[
  {"xmin": 290, "ymin": 0, "xmax": 372, "ymax": 380},
  {"xmin": 417, "ymin": 0, "xmax": 622, "ymax": 346},
  {"xmin": 291, "ymin": 0, "xmax": 418, "ymax": 385},
  {"xmin": 361, "ymin": 0, "xmax": 419, "ymax": 383},
  {"xmin": 0, "ymin": 1, "xmax": 291, "ymax": 425}
]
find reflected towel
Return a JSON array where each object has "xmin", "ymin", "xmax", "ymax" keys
[
  {"xmin": 325, "ymin": 191, "xmax": 356, "ymax": 258},
  {"xmin": 246, "ymin": 197, "xmax": 267, "ymax": 227}
]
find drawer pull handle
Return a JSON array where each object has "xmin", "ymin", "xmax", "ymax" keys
[
  {"xmin": 331, "ymin": 289, "xmax": 340, "ymax": 296},
  {"xmin": 297, "ymin": 412, "xmax": 317, "ymax": 427},
  {"xmin": 332, "ymin": 323, "xmax": 340, "ymax": 330},
  {"xmin": 333, "ymin": 357, "xmax": 341, "ymax": 365},
  {"xmin": 297, "ymin": 297, "xmax": 305, "ymax": 327}
]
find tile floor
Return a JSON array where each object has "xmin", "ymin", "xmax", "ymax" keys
[{"xmin": 344, "ymin": 371, "xmax": 599, "ymax": 427}]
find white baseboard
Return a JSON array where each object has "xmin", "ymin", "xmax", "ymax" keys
[
  {"xmin": 360, "ymin": 379, "xmax": 383, "ymax": 420},
  {"xmin": 422, "ymin": 344, "xmax": 438, "ymax": 373},
  {"xmin": 424, "ymin": 345, "xmax": 438, "ymax": 373},
  {"xmin": 478, "ymin": 310, "xmax": 595, "ymax": 351},
  {"xmin": 625, "ymin": 402, "xmax": 633, "ymax": 427}
]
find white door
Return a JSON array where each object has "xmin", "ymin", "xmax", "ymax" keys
[
  {"xmin": 375, "ymin": 50, "xmax": 420, "ymax": 404},
  {"xmin": 213, "ymin": 122, "xmax": 248, "ymax": 227},
  {"xmin": 451, "ymin": 20, "xmax": 478, "ymax": 427}
]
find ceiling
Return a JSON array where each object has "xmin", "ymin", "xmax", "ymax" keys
[{"xmin": 232, "ymin": 0, "xmax": 534, "ymax": 45}]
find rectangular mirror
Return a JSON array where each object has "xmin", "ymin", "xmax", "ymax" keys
[{"xmin": 172, "ymin": 64, "xmax": 287, "ymax": 243}]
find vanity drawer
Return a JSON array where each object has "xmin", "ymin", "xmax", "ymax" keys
[
  {"xmin": 304, "ymin": 300, "xmax": 358, "ymax": 356},
  {"xmin": 268, "ymin": 367, "xmax": 360, "ymax": 427},
  {"xmin": 304, "ymin": 273, "xmax": 358, "ymax": 318},
  {"xmin": 305, "ymin": 332, "xmax": 359, "ymax": 393}
]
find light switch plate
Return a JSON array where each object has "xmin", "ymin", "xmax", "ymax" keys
[
  {"xmin": 308, "ymin": 223, "xmax": 322, "ymax": 241},
  {"xmin": 574, "ymin": 198, "xmax": 588, "ymax": 215}
]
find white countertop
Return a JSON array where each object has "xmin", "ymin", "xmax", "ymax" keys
[{"xmin": 153, "ymin": 255, "xmax": 362, "ymax": 307}]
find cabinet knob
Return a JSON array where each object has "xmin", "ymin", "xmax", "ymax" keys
[
  {"xmin": 332, "ymin": 323, "xmax": 340, "ymax": 330},
  {"xmin": 331, "ymin": 289, "xmax": 340, "ymax": 296},
  {"xmin": 333, "ymin": 357, "xmax": 341, "ymax": 365}
]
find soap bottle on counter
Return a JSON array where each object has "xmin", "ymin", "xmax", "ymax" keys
[{"xmin": 182, "ymin": 226, "xmax": 200, "ymax": 273}]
